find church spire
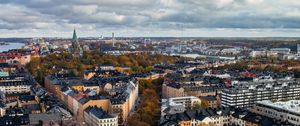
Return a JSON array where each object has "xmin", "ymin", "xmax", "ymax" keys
[
  {"xmin": 69, "ymin": 28, "xmax": 82, "ymax": 57},
  {"xmin": 72, "ymin": 28, "xmax": 78, "ymax": 43}
]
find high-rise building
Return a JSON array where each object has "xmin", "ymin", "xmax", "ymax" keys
[
  {"xmin": 297, "ymin": 44, "xmax": 300, "ymax": 55},
  {"xmin": 112, "ymin": 32, "xmax": 115, "ymax": 47},
  {"xmin": 221, "ymin": 78, "xmax": 300, "ymax": 108},
  {"xmin": 69, "ymin": 29, "xmax": 82, "ymax": 57}
]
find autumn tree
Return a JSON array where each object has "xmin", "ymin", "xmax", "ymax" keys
[
  {"xmin": 201, "ymin": 100, "xmax": 210, "ymax": 108},
  {"xmin": 192, "ymin": 102, "xmax": 202, "ymax": 109}
]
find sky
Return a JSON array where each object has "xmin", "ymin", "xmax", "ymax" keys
[{"xmin": 0, "ymin": 0, "xmax": 300, "ymax": 37}]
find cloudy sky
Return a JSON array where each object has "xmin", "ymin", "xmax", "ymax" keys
[{"xmin": 0, "ymin": 0, "xmax": 300, "ymax": 37}]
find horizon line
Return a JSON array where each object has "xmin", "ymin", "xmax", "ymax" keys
[{"xmin": 0, "ymin": 36, "xmax": 300, "ymax": 39}]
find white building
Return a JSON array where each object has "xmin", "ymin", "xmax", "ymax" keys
[
  {"xmin": 84, "ymin": 106, "xmax": 118, "ymax": 126},
  {"xmin": 250, "ymin": 49, "xmax": 284, "ymax": 58},
  {"xmin": 203, "ymin": 71, "xmax": 231, "ymax": 79},
  {"xmin": 270, "ymin": 48, "xmax": 291, "ymax": 54},
  {"xmin": 221, "ymin": 78, "xmax": 300, "ymax": 108},
  {"xmin": 127, "ymin": 80, "xmax": 139, "ymax": 113},
  {"xmin": 252, "ymin": 100, "xmax": 300, "ymax": 125},
  {"xmin": 283, "ymin": 54, "xmax": 298, "ymax": 60},
  {"xmin": 221, "ymin": 48, "xmax": 241, "ymax": 55},
  {"xmin": 162, "ymin": 96, "xmax": 201, "ymax": 109},
  {"xmin": 160, "ymin": 107, "xmax": 288, "ymax": 126},
  {"xmin": 0, "ymin": 76, "xmax": 32, "ymax": 94},
  {"xmin": 161, "ymin": 96, "xmax": 201, "ymax": 119},
  {"xmin": 250, "ymin": 50, "xmax": 267, "ymax": 58}
]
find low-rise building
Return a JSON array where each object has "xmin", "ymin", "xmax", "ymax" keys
[
  {"xmin": 161, "ymin": 96, "xmax": 201, "ymax": 118},
  {"xmin": 0, "ymin": 63, "xmax": 16, "ymax": 73},
  {"xmin": 130, "ymin": 70, "xmax": 165, "ymax": 80},
  {"xmin": 0, "ymin": 114, "xmax": 29, "ymax": 126},
  {"xmin": 161, "ymin": 107, "xmax": 290, "ymax": 126},
  {"xmin": 160, "ymin": 107, "xmax": 291, "ymax": 126},
  {"xmin": 203, "ymin": 70, "xmax": 231, "ymax": 79},
  {"xmin": 270, "ymin": 48, "xmax": 291, "ymax": 54},
  {"xmin": 200, "ymin": 95, "xmax": 220, "ymax": 108},
  {"xmin": 252, "ymin": 100, "xmax": 300, "ymax": 126},
  {"xmin": 84, "ymin": 106, "xmax": 118, "ymax": 126},
  {"xmin": 29, "ymin": 106, "xmax": 72, "ymax": 126},
  {"xmin": 250, "ymin": 50, "xmax": 267, "ymax": 58},
  {"xmin": 0, "ymin": 52, "xmax": 33, "ymax": 65},
  {"xmin": 18, "ymin": 95, "xmax": 44, "ymax": 114}
]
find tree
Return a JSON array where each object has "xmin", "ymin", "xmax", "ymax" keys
[
  {"xmin": 26, "ymin": 57, "xmax": 40, "ymax": 76},
  {"xmin": 26, "ymin": 53, "xmax": 184, "ymax": 126},
  {"xmin": 201, "ymin": 100, "xmax": 210, "ymax": 108},
  {"xmin": 224, "ymin": 61, "xmax": 248, "ymax": 70},
  {"xmin": 128, "ymin": 113, "xmax": 150, "ymax": 126},
  {"xmin": 128, "ymin": 78, "xmax": 163, "ymax": 126},
  {"xmin": 192, "ymin": 102, "xmax": 202, "ymax": 109},
  {"xmin": 145, "ymin": 66, "xmax": 154, "ymax": 72}
]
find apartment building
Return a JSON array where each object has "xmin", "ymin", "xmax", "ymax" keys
[
  {"xmin": 160, "ymin": 107, "xmax": 291, "ymax": 126},
  {"xmin": 84, "ymin": 106, "xmax": 118, "ymax": 126},
  {"xmin": 0, "ymin": 63, "xmax": 16, "ymax": 73},
  {"xmin": 161, "ymin": 96, "xmax": 201, "ymax": 119},
  {"xmin": 45, "ymin": 71, "xmax": 139, "ymax": 125},
  {"xmin": 162, "ymin": 82, "xmax": 223, "ymax": 99},
  {"xmin": 221, "ymin": 78, "xmax": 300, "ymax": 108},
  {"xmin": 0, "ymin": 50, "xmax": 36, "ymax": 66},
  {"xmin": 252, "ymin": 100, "xmax": 300, "ymax": 126},
  {"xmin": 44, "ymin": 73, "xmax": 82, "ymax": 96},
  {"xmin": 200, "ymin": 95, "xmax": 220, "ymax": 108},
  {"xmin": 0, "ymin": 76, "xmax": 32, "ymax": 94}
]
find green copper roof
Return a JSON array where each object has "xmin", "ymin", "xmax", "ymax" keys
[{"xmin": 72, "ymin": 29, "xmax": 78, "ymax": 43}]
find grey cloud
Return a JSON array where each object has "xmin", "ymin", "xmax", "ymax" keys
[{"xmin": 0, "ymin": 0, "xmax": 300, "ymax": 36}]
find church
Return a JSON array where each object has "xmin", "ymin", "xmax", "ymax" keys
[{"xmin": 69, "ymin": 29, "xmax": 83, "ymax": 57}]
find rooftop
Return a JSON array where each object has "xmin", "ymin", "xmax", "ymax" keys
[
  {"xmin": 257, "ymin": 100, "xmax": 300, "ymax": 115},
  {"xmin": 19, "ymin": 95, "xmax": 36, "ymax": 101},
  {"xmin": 201, "ymin": 96, "xmax": 217, "ymax": 101},
  {"xmin": 0, "ymin": 114, "xmax": 30, "ymax": 126},
  {"xmin": 0, "ymin": 63, "xmax": 10, "ymax": 68},
  {"xmin": 163, "ymin": 107, "xmax": 291, "ymax": 126},
  {"xmin": 84, "ymin": 106, "xmax": 117, "ymax": 119}
]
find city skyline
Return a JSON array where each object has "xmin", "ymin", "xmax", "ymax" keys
[
  {"xmin": 1, "ymin": 0, "xmax": 300, "ymax": 37},
  {"xmin": 0, "ymin": 10, "xmax": 300, "ymax": 125}
]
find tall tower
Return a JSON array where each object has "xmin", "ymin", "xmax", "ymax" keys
[
  {"xmin": 112, "ymin": 32, "xmax": 115, "ymax": 47},
  {"xmin": 69, "ymin": 29, "xmax": 82, "ymax": 57},
  {"xmin": 72, "ymin": 29, "xmax": 78, "ymax": 44},
  {"xmin": 297, "ymin": 44, "xmax": 300, "ymax": 55}
]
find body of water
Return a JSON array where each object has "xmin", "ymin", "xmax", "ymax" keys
[
  {"xmin": 0, "ymin": 42, "xmax": 25, "ymax": 52},
  {"xmin": 170, "ymin": 53, "xmax": 201, "ymax": 58},
  {"xmin": 169, "ymin": 53, "xmax": 236, "ymax": 60}
]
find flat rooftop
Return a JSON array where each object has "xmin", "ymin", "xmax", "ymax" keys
[{"xmin": 257, "ymin": 100, "xmax": 300, "ymax": 115}]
